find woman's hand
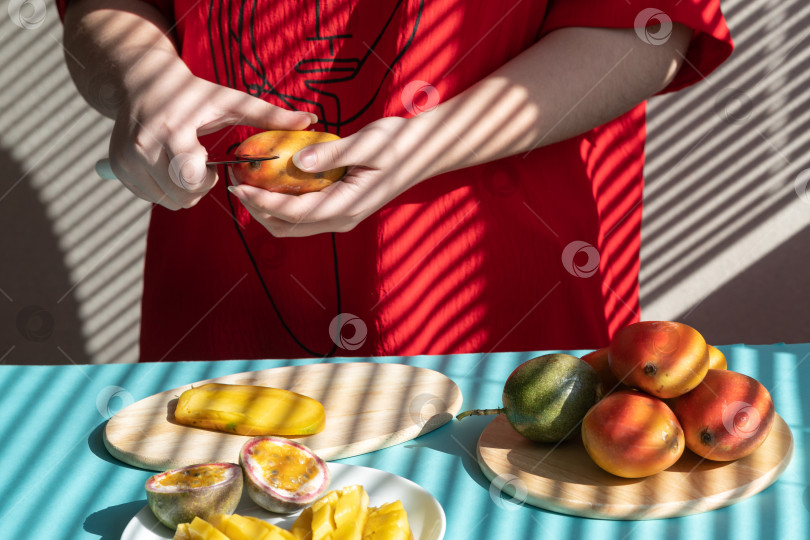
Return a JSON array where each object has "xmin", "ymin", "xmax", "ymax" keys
[
  {"xmin": 63, "ymin": 0, "xmax": 315, "ymax": 211},
  {"xmin": 227, "ymin": 116, "xmax": 424, "ymax": 236},
  {"xmin": 227, "ymin": 25, "xmax": 692, "ymax": 236},
  {"xmin": 110, "ymin": 54, "xmax": 315, "ymax": 210}
]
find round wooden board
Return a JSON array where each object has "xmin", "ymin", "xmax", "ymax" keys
[
  {"xmin": 104, "ymin": 362, "xmax": 462, "ymax": 471},
  {"xmin": 477, "ymin": 413, "xmax": 793, "ymax": 520}
]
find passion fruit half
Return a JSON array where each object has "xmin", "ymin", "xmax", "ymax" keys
[
  {"xmin": 145, "ymin": 462, "xmax": 242, "ymax": 530},
  {"xmin": 239, "ymin": 436, "xmax": 330, "ymax": 514}
]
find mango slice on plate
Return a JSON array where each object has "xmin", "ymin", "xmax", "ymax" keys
[
  {"xmin": 209, "ymin": 513, "xmax": 297, "ymax": 540},
  {"xmin": 333, "ymin": 485, "xmax": 369, "ymax": 540},
  {"xmin": 363, "ymin": 501, "xmax": 412, "ymax": 540},
  {"xmin": 292, "ymin": 486, "xmax": 410, "ymax": 540},
  {"xmin": 311, "ymin": 490, "xmax": 339, "ymax": 540},
  {"xmin": 290, "ymin": 506, "xmax": 312, "ymax": 540},
  {"xmin": 174, "ymin": 383, "xmax": 325, "ymax": 436},
  {"xmin": 173, "ymin": 516, "xmax": 230, "ymax": 540}
]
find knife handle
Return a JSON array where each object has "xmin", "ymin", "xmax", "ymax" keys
[
  {"xmin": 95, "ymin": 156, "xmax": 269, "ymax": 180},
  {"xmin": 95, "ymin": 159, "xmax": 117, "ymax": 181}
]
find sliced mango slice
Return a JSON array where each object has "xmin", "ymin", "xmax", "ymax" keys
[
  {"xmin": 363, "ymin": 501, "xmax": 412, "ymax": 540},
  {"xmin": 333, "ymin": 485, "xmax": 369, "ymax": 540},
  {"xmin": 174, "ymin": 383, "xmax": 325, "ymax": 436},
  {"xmin": 210, "ymin": 513, "xmax": 264, "ymax": 540},
  {"xmin": 173, "ymin": 523, "xmax": 191, "ymax": 540},
  {"xmin": 209, "ymin": 514, "xmax": 299, "ymax": 540},
  {"xmin": 311, "ymin": 490, "xmax": 339, "ymax": 540},
  {"xmin": 242, "ymin": 516, "xmax": 299, "ymax": 540},
  {"xmin": 290, "ymin": 507, "xmax": 313, "ymax": 540},
  {"xmin": 173, "ymin": 516, "xmax": 230, "ymax": 540},
  {"xmin": 292, "ymin": 485, "xmax": 384, "ymax": 540}
]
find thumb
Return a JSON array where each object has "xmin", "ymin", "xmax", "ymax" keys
[
  {"xmin": 292, "ymin": 135, "xmax": 357, "ymax": 174},
  {"xmin": 166, "ymin": 130, "xmax": 215, "ymax": 191}
]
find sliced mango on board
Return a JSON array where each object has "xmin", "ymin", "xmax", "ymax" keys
[{"xmin": 174, "ymin": 383, "xmax": 325, "ymax": 436}]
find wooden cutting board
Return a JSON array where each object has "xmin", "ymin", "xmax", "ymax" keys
[
  {"xmin": 105, "ymin": 362, "xmax": 462, "ymax": 471},
  {"xmin": 477, "ymin": 413, "xmax": 793, "ymax": 520}
]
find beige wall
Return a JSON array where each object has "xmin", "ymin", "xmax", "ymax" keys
[{"xmin": 1, "ymin": 0, "xmax": 808, "ymax": 364}]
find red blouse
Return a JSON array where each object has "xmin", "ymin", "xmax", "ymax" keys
[{"xmin": 58, "ymin": 1, "xmax": 732, "ymax": 361}]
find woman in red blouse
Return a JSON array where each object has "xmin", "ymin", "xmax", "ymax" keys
[{"xmin": 60, "ymin": 1, "xmax": 732, "ymax": 361}]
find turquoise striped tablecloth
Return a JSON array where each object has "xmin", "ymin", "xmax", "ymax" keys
[{"xmin": 1, "ymin": 344, "xmax": 807, "ymax": 540}]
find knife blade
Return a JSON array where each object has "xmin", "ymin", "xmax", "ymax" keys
[
  {"xmin": 204, "ymin": 155, "xmax": 280, "ymax": 165},
  {"xmin": 95, "ymin": 155, "xmax": 279, "ymax": 180}
]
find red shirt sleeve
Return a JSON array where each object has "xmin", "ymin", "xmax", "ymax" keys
[
  {"xmin": 56, "ymin": 0, "xmax": 172, "ymax": 21},
  {"xmin": 540, "ymin": 0, "xmax": 733, "ymax": 93}
]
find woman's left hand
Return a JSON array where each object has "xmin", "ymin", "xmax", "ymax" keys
[
  {"xmin": 227, "ymin": 116, "xmax": 425, "ymax": 237},
  {"xmin": 228, "ymin": 22, "xmax": 696, "ymax": 238}
]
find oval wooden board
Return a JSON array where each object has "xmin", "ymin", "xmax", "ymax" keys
[
  {"xmin": 105, "ymin": 362, "xmax": 462, "ymax": 471},
  {"xmin": 477, "ymin": 413, "xmax": 793, "ymax": 520}
]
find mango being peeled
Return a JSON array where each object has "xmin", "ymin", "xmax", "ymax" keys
[
  {"xmin": 230, "ymin": 130, "xmax": 346, "ymax": 195},
  {"xmin": 174, "ymin": 383, "xmax": 326, "ymax": 437},
  {"xmin": 146, "ymin": 463, "xmax": 242, "ymax": 530}
]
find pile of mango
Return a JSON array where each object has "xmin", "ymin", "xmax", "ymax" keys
[{"xmin": 579, "ymin": 321, "xmax": 775, "ymax": 478}]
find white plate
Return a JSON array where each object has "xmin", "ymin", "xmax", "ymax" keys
[{"xmin": 121, "ymin": 462, "xmax": 445, "ymax": 540}]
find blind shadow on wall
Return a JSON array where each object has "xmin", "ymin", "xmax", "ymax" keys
[
  {"xmin": 641, "ymin": 0, "xmax": 810, "ymax": 344},
  {"xmin": 0, "ymin": 5, "xmax": 150, "ymax": 365}
]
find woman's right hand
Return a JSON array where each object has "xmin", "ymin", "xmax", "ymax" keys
[{"xmin": 108, "ymin": 52, "xmax": 315, "ymax": 210}]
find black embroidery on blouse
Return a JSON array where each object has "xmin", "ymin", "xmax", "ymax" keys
[{"xmin": 207, "ymin": 0, "xmax": 424, "ymax": 135}]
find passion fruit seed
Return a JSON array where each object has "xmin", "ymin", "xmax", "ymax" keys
[
  {"xmin": 240, "ymin": 436, "xmax": 330, "ymax": 514},
  {"xmin": 263, "ymin": 452, "xmax": 319, "ymax": 492},
  {"xmin": 154, "ymin": 467, "xmax": 227, "ymax": 490}
]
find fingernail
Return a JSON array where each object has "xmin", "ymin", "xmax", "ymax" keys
[
  {"xmin": 297, "ymin": 111, "xmax": 319, "ymax": 124},
  {"xmin": 293, "ymin": 149, "xmax": 316, "ymax": 171},
  {"xmin": 227, "ymin": 186, "xmax": 242, "ymax": 197},
  {"xmin": 169, "ymin": 153, "xmax": 206, "ymax": 189},
  {"xmin": 183, "ymin": 165, "xmax": 204, "ymax": 187}
]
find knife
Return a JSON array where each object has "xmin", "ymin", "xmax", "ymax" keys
[{"xmin": 94, "ymin": 155, "xmax": 279, "ymax": 181}]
